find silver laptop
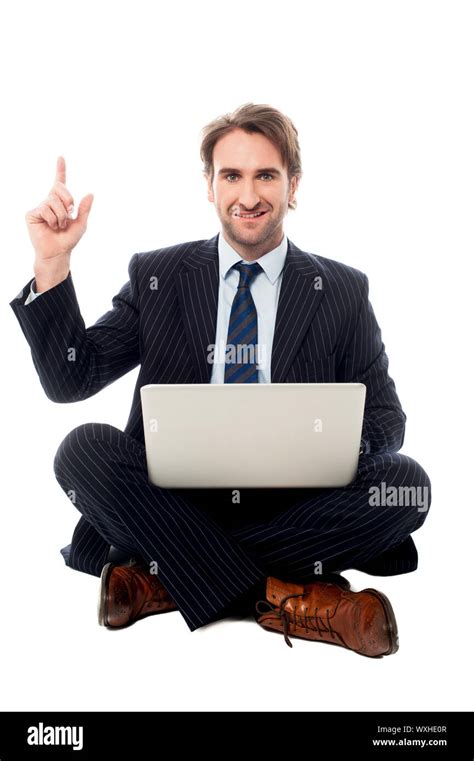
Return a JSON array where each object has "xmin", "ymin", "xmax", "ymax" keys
[{"xmin": 140, "ymin": 383, "xmax": 366, "ymax": 489}]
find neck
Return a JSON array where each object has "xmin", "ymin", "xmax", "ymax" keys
[{"xmin": 221, "ymin": 229, "xmax": 284, "ymax": 261}]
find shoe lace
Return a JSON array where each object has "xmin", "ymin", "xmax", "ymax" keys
[{"xmin": 255, "ymin": 591, "xmax": 341, "ymax": 648}]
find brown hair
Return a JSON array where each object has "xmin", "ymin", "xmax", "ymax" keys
[{"xmin": 200, "ymin": 102, "xmax": 302, "ymax": 210}]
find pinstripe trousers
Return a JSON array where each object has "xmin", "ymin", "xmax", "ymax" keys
[{"xmin": 54, "ymin": 422, "xmax": 431, "ymax": 632}]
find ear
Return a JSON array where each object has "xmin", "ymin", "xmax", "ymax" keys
[
  {"xmin": 288, "ymin": 174, "xmax": 300, "ymax": 207},
  {"xmin": 205, "ymin": 173, "xmax": 215, "ymax": 203}
]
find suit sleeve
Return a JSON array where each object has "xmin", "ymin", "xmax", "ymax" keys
[
  {"xmin": 9, "ymin": 253, "xmax": 141, "ymax": 402},
  {"xmin": 340, "ymin": 273, "xmax": 406, "ymax": 454}
]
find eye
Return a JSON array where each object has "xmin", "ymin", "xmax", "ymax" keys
[{"xmin": 224, "ymin": 173, "xmax": 274, "ymax": 182}]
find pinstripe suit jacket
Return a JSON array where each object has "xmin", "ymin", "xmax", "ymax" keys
[{"xmin": 10, "ymin": 232, "xmax": 406, "ymax": 455}]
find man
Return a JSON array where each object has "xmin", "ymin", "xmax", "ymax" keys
[{"xmin": 10, "ymin": 103, "xmax": 431, "ymax": 657}]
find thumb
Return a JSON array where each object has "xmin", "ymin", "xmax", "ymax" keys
[{"xmin": 76, "ymin": 193, "xmax": 94, "ymax": 225}]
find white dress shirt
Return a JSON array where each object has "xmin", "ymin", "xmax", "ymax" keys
[
  {"xmin": 24, "ymin": 279, "xmax": 42, "ymax": 305},
  {"xmin": 210, "ymin": 231, "xmax": 287, "ymax": 383}
]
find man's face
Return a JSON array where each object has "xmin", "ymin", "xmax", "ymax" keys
[{"xmin": 206, "ymin": 128, "xmax": 299, "ymax": 258}]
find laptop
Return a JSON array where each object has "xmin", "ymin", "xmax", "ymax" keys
[{"xmin": 140, "ymin": 383, "xmax": 366, "ymax": 489}]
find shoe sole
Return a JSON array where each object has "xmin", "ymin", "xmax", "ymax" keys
[{"xmin": 98, "ymin": 562, "xmax": 114, "ymax": 627}]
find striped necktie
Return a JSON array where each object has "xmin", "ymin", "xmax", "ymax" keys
[{"xmin": 224, "ymin": 261, "xmax": 263, "ymax": 383}]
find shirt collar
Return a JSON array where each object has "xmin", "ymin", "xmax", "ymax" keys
[{"xmin": 217, "ymin": 230, "xmax": 288, "ymax": 285}]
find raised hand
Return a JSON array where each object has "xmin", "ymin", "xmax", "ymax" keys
[{"xmin": 25, "ymin": 156, "xmax": 94, "ymax": 291}]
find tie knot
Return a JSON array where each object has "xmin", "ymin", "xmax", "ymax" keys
[{"xmin": 234, "ymin": 261, "xmax": 263, "ymax": 288}]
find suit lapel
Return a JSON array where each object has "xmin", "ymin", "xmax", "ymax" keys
[
  {"xmin": 271, "ymin": 238, "xmax": 326, "ymax": 382},
  {"xmin": 175, "ymin": 234, "xmax": 219, "ymax": 382}
]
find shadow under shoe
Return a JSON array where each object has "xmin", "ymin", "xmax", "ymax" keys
[
  {"xmin": 98, "ymin": 562, "xmax": 177, "ymax": 628},
  {"xmin": 255, "ymin": 576, "xmax": 399, "ymax": 657}
]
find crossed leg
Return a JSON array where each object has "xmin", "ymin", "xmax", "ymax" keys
[{"xmin": 54, "ymin": 423, "xmax": 431, "ymax": 631}]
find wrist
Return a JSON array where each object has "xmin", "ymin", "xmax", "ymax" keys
[{"xmin": 34, "ymin": 259, "xmax": 70, "ymax": 293}]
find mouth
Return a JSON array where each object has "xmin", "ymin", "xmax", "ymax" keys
[{"xmin": 232, "ymin": 210, "xmax": 268, "ymax": 221}]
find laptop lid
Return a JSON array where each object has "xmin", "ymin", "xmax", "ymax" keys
[{"xmin": 140, "ymin": 383, "xmax": 366, "ymax": 489}]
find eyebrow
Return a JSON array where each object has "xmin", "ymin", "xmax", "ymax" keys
[{"xmin": 217, "ymin": 167, "xmax": 283, "ymax": 177}]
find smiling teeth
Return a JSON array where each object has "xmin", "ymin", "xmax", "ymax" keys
[{"xmin": 237, "ymin": 212, "xmax": 264, "ymax": 218}]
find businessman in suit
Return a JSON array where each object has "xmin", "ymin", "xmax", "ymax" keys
[{"xmin": 10, "ymin": 103, "xmax": 431, "ymax": 656}]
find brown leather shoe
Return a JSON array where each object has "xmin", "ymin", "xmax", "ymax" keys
[
  {"xmin": 98, "ymin": 561, "xmax": 177, "ymax": 628},
  {"xmin": 255, "ymin": 576, "xmax": 399, "ymax": 657}
]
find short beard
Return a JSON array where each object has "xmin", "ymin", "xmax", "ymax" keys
[{"xmin": 221, "ymin": 209, "xmax": 280, "ymax": 249}]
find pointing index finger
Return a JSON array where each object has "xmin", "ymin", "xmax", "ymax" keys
[{"xmin": 55, "ymin": 156, "xmax": 66, "ymax": 185}]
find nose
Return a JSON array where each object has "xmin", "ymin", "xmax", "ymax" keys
[{"xmin": 237, "ymin": 180, "xmax": 261, "ymax": 210}]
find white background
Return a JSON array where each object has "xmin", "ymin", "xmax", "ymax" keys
[{"xmin": 1, "ymin": 0, "xmax": 472, "ymax": 711}]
